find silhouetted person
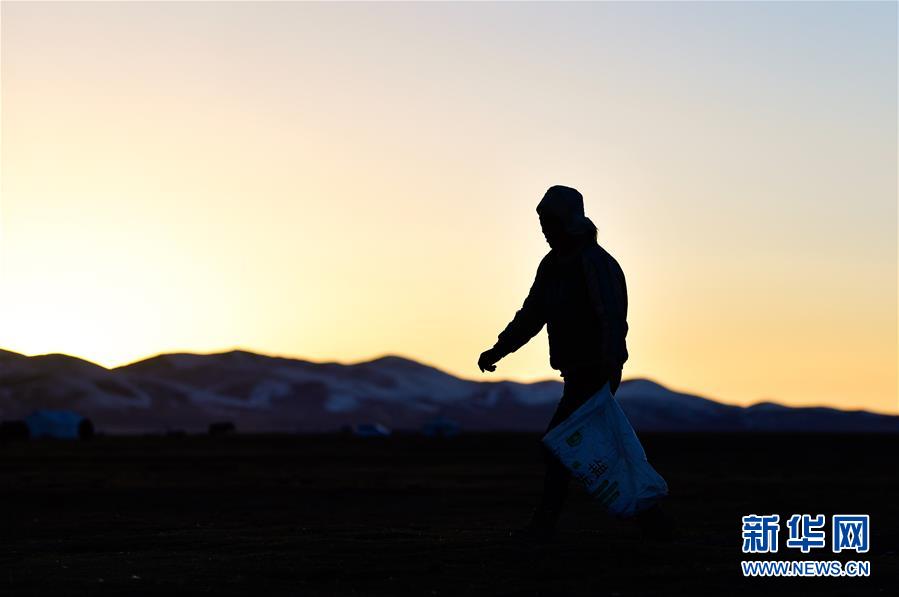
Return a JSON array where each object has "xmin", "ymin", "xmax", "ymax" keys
[{"xmin": 479, "ymin": 185, "xmax": 670, "ymax": 543}]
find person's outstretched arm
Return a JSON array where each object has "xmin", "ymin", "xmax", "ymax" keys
[{"xmin": 478, "ymin": 257, "xmax": 549, "ymax": 372}]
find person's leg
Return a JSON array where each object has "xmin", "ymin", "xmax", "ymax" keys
[
  {"xmin": 532, "ymin": 403, "xmax": 576, "ymax": 530},
  {"xmin": 529, "ymin": 370, "xmax": 608, "ymax": 536}
]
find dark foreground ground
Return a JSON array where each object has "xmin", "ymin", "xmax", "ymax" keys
[{"xmin": 1, "ymin": 432, "xmax": 897, "ymax": 596}]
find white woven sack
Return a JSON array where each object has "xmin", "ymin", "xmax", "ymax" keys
[{"xmin": 542, "ymin": 381, "xmax": 668, "ymax": 518}]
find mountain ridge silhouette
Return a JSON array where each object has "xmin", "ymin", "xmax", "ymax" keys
[{"xmin": 0, "ymin": 348, "xmax": 896, "ymax": 433}]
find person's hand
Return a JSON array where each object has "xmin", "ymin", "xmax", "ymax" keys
[{"xmin": 478, "ymin": 348, "xmax": 501, "ymax": 373}]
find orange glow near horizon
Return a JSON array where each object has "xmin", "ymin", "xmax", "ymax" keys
[{"xmin": 1, "ymin": 2, "xmax": 896, "ymax": 414}]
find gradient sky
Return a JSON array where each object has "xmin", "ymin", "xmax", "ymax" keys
[{"xmin": 1, "ymin": 1, "xmax": 896, "ymax": 413}]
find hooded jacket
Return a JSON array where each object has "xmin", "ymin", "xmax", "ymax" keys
[{"xmin": 491, "ymin": 238, "xmax": 628, "ymax": 378}]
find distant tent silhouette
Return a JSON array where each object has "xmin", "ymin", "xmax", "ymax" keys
[
  {"xmin": 354, "ymin": 423, "xmax": 391, "ymax": 437},
  {"xmin": 208, "ymin": 421, "xmax": 236, "ymax": 436},
  {"xmin": 422, "ymin": 416, "xmax": 461, "ymax": 437},
  {"xmin": 25, "ymin": 410, "xmax": 93, "ymax": 440}
]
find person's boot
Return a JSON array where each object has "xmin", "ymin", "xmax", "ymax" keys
[{"xmin": 635, "ymin": 501, "xmax": 676, "ymax": 541}]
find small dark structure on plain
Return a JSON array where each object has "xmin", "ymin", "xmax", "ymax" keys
[
  {"xmin": 25, "ymin": 410, "xmax": 93, "ymax": 440},
  {"xmin": 354, "ymin": 423, "xmax": 391, "ymax": 437},
  {"xmin": 422, "ymin": 416, "xmax": 461, "ymax": 438},
  {"xmin": 208, "ymin": 421, "xmax": 236, "ymax": 436}
]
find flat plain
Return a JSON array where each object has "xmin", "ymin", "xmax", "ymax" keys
[{"xmin": 1, "ymin": 432, "xmax": 896, "ymax": 596}]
